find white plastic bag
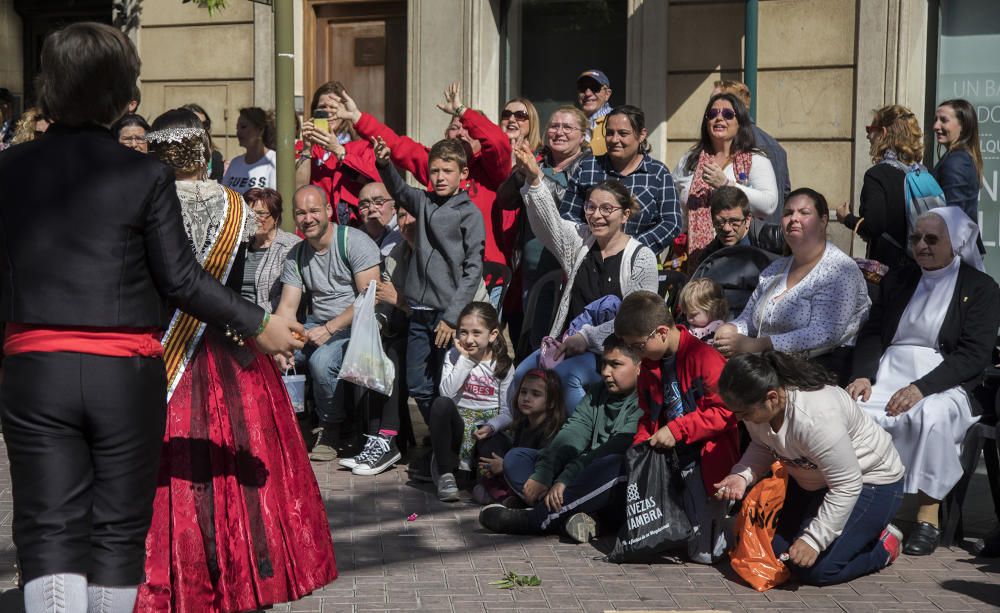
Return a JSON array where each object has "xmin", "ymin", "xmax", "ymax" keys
[
  {"xmin": 282, "ymin": 367, "xmax": 307, "ymax": 414},
  {"xmin": 338, "ymin": 280, "xmax": 395, "ymax": 396}
]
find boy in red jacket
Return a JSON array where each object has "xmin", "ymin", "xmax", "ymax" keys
[
  {"xmin": 330, "ymin": 83, "xmax": 519, "ymax": 271},
  {"xmin": 615, "ymin": 290, "xmax": 740, "ymax": 564}
]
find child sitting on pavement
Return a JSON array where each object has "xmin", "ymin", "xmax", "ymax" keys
[
  {"xmin": 429, "ymin": 302, "xmax": 513, "ymax": 502},
  {"xmin": 478, "ymin": 335, "xmax": 643, "ymax": 543},
  {"xmin": 475, "ymin": 369, "xmax": 566, "ymax": 505},
  {"xmin": 614, "ymin": 290, "xmax": 740, "ymax": 564}
]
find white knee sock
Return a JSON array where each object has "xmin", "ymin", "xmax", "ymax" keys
[
  {"xmin": 86, "ymin": 586, "xmax": 138, "ymax": 613},
  {"xmin": 23, "ymin": 574, "xmax": 88, "ymax": 613}
]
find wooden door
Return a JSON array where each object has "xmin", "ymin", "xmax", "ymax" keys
[{"xmin": 307, "ymin": 1, "xmax": 406, "ymax": 133}]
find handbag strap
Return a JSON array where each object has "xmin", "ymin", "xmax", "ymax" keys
[{"xmin": 851, "ymin": 217, "xmax": 864, "ymax": 258}]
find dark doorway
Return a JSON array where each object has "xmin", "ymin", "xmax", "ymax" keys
[
  {"xmin": 305, "ymin": 1, "xmax": 407, "ymax": 134},
  {"xmin": 14, "ymin": 0, "xmax": 113, "ymax": 106}
]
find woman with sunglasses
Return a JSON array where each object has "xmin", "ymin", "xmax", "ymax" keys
[
  {"xmin": 835, "ymin": 105, "xmax": 922, "ymax": 270},
  {"xmin": 845, "ymin": 207, "xmax": 999, "ymax": 557},
  {"xmin": 674, "ymin": 93, "xmax": 779, "ymax": 260},
  {"xmin": 500, "ymin": 97, "xmax": 542, "ymax": 158},
  {"xmin": 507, "ymin": 145, "xmax": 659, "ymax": 414}
]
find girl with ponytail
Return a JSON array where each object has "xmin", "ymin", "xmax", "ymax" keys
[
  {"xmin": 429, "ymin": 302, "xmax": 515, "ymax": 502},
  {"xmin": 715, "ymin": 351, "xmax": 906, "ymax": 586}
]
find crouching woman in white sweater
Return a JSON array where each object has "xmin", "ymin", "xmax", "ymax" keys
[{"xmin": 714, "ymin": 351, "xmax": 905, "ymax": 586}]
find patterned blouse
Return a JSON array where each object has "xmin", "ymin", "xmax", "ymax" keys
[{"xmin": 732, "ymin": 242, "xmax": 870, "ymax": 354}]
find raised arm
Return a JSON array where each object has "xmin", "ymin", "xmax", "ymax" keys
[
  {"xmin": 460, "ymin": 108, "xmax": 513, "ymax": 191},
  {"xmin": 335, "ymin": 88, "xmax": 432, "ymax": 186},
  {"xmin": 514, "ymin": 143, "xmax": 585, "ymax": 272}
]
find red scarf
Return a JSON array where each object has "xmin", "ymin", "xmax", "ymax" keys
[{"xmin": 686, "ymin": 150, "xmax": 753, "ymax": 251}]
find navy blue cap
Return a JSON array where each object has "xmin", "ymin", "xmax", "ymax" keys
[{"xmin": 576, "ymin": 70, "xmax": 610, "ymax": 88}]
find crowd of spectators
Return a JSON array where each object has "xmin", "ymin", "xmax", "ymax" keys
[{"xmin": 5, "ymin": 65, "xmax": 997, "ymax": 585}]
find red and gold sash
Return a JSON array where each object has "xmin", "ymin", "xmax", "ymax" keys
[{"xmin": 162, "ymin": 187, "xmax": 247, "ymax": 401}]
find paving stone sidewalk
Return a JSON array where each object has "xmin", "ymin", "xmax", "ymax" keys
[{"xmin": 0, "ymin": 439, "xmax": 997, "ymax": 612}]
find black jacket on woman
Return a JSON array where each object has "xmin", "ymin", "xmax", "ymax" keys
[
  {"xmin": 850, "ymin": 260, "xmax": 1000, "ymax": 399},
  {"xmin": 0, "ymin": 123, "xmax": 263, "ymax": 336},
  {"xmin": 841, "ymin": 163, "xmax": 908, "ymax": 269}
]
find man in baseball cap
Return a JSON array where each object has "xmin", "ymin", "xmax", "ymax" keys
[{"xmin": 576, "ymin": 69, "xmax": 613, "ymax": 155}]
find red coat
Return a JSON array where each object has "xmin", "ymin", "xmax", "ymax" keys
[
  {"xmin": 294, "ymin": 139, "xmax": 378, "ymax": 227},
  {"xmin": 632, "ymin": 326, "xmax": 740, "ymax": 493},
  {"xmin": 353, "ymin": 111, "xmax": 519, "ymax": 266}
]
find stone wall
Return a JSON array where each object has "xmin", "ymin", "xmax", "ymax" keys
[{"xmin": 138, "ymin": 1, "xmax": 270, "ymax": 159}]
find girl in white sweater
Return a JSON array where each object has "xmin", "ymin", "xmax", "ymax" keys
[
  {"xmin": 715, "ymin": 352, "xmax": 905, "ymax": 586},
  {"xmin": 429, "ymin": 302, "xmax": 514, "ymax": 502}
]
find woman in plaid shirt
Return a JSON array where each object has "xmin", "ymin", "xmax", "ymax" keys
[{"xmin": 560, "ymin": 105, "xmax": 681, "ymax": 257}]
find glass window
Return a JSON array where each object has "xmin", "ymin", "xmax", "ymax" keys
[
  {"xmin": 503, "ymin": 0, "xmax": 627, "ymax": 124},
  {"xmin": 936, "ymin": 0, "xmax": 1000, "ymax": 271}
]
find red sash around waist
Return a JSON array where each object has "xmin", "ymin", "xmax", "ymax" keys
[{"xmin": 3, "ymin": 323, "xmax": 164, "ymax": 358}]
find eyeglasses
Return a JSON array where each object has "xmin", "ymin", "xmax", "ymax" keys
[
  {"xmin": 626, "ymin": 331, "xmax": 658, "ymax": 353},
  {"xmin": 909, "ymin": 233, "xmax": 941, "ymax": 246},
  {"xmin": 713, "ymin": 216, "xmax": 748, "ymax": 230},
  {"xmin": 357, "ymin": 197, "xmax": 393, "ymax": 210},
  {"xmin": 501, "ymin": 109, "xmax": 529, "ymax": 122},
  {"xmin": 119, "ymin": 136, "xmax": 146, "ymax": 144},
  {"xmin": 706, "ymin": 108, "xmax": 736, "ymax": 121},
  {"xmin": 253, "ymin": 210, "xmax": 272, "ymax": 220},
  {"xmin": 583, "ymin": 202, "xmax": 624, "ymax": 217},
  {"xmin": 547, "ymin": 123, "xmax": 582, "ymax": 134}
]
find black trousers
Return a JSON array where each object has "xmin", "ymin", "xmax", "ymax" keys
[{"xmin": 1, "ymin": 351, "xmax": 167, "ymax": 585}]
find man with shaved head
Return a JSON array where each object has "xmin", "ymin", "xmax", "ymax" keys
[{"xmin": 275, "ymin": 185, "xmax": 382, "ymax": 461}]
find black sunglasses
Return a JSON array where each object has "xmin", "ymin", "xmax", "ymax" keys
[
  {"xmin": 706, "ymin": 108, "xmax": 737, "ymax": 121},
  {"xmin": 501, "ymin": 109, "xmax": 529, "ymax": 121}
]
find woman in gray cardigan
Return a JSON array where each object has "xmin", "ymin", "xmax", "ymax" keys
[
  {"xmin": 242, "ymin": 188, "xmax": 302, "ymax": 311},
  {"xmin": 508, "ymin": 143, "xmax": 659, "ymax": 414}
]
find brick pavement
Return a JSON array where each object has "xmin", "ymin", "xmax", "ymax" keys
[{"xmin": 0, "ymin": 439, "xmax": 997, "ymax": 613}]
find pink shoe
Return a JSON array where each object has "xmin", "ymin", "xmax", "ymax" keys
[{"xmin": 880, "ymin": 523, "xmax": 903, "ymax": 566}]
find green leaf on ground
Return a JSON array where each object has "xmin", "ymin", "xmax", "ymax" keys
[{"xmin": 490, "ymin": 571, "xmax": 542, "ymax": 589}]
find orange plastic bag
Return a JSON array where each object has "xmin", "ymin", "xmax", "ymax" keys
[{"xmin": 729, "ymin": 462, "xmax": 791, "ymax": 592}]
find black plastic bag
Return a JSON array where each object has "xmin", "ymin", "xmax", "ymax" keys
[{"xmin": 606, "ymin": 443, "xmax": 693, "ymax": 563}]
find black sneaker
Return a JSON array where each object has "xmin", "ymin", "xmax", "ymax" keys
[
  {"xmin": 352, "ymin": 434, "xmax": 402, "ymax": 476},
  {"xmin": 478, "ymin": 504, "xmax": 539, "ymax": 535}
]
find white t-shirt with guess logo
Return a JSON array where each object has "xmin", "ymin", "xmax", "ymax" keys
[
  {"xmin": 222, "ymin": 150, "xmax": 277, "ymax": 195},
  {"xmin": 439, "ymin": 348, "xmax": 513, "ymax": 433}
]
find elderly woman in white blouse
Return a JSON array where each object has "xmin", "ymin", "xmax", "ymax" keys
[
  {"xmin": 508, "ymin": 142, "xmax": 659, "ymax": 414},
  {"xmin": 846, "ymin": 207, "xmax": 1000, "ymax": 557},
  {"xmin": 674, "ymin": 93, "xmax": 779, "ymax": 260},
  {"xmin": 714, "ymin": 188, "xmax": 870, "ymax": 382}
]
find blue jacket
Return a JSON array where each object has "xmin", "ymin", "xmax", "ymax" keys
[{"xmin": 933, "ymin": 149, "xmax": 980, "ymax": 222}]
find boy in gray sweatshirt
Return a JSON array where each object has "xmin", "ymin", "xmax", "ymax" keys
[{"xmin": 373, "ymin": 136, "xmax": 486, "ymax": 422}]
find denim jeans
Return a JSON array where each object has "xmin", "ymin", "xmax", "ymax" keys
[
  {"xmin": 502, "ymin": 447, "xmax": 540, "ymax": 496},
  {"xmin": 508, "ymin": 349, "xmax": 600, "ymax": 416},
  {"xmin": 772, "ymin": 478, "xmax": 904, "ymax": 586},
  {"xmin": 298, "ymin": 317, "xmax": 352, "ymax": 424},
  {"xmin": 406, "ymin": 309, "xmax": 446, "ymax": 423}
]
